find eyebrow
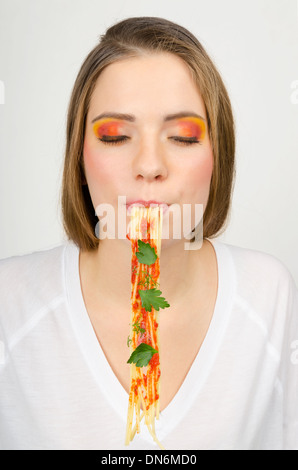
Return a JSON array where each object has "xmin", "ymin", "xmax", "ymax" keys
[{"xmin": 91, "ymin": 111, "xmax": 205, "ymax": 123}]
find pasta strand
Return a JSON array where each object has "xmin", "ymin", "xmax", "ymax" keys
[{"xmin": 125, "ymin": 206, "xmax": 164, "ymax": 449}]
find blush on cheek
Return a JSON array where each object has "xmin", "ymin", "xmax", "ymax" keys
[
  {"xmin": 82, "ymin": 139, "xmax": 117, "ymax": 210},
  {"xmin": 83, "ymin": 138, "xmax": 121, "ymax": 195},
  {"xmin": 83, "ymin": 139, "xmax": 96, "ymax": 169},
  {"xmin": 188, "ymin": 149, "xmax": 213, "ymax": 204},
  {"xmin": 83, "ymin": 139, "xmax": 108, "ymax": 175},
  {"xmin": 193, "ymin": 149, "xmax": 213, "ymax": 183}
]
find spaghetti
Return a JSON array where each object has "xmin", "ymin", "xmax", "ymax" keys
[{"xmin": 125, "ymin": 205, "xmax": 165, "ymax": 449}]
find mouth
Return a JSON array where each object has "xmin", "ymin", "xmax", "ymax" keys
[{"xmin": 126, "ymin": 200, "xmax": 170, "ymax": 215}]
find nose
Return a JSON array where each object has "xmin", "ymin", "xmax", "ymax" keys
[{"xmin": 133, "ymin": 138, "xmax": 168, "ymax": 182}]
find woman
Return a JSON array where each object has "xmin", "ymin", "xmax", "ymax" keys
[{"xmin": 0, "ymin": 17, "xmax": 297, "ymax": 450}]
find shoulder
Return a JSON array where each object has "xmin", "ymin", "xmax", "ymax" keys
[
  {"xmin": 0, "ymin": 244, "xmax": 67, "ymax": 289},
  {"xmin": 212, "ymin": 239, "xmax": 297, "ymax": 323},
  {"xmin": 0, "ymin": 244, "xmax": 70, "ymax": 339},
  {"xmin": 216, "ymin": 240, "xmax": 296, "ymax": 291}
]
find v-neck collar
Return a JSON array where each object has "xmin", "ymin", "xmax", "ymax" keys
[{"xmin": 64, "ymin": 238, "xmax": 236, "ymax": 444}]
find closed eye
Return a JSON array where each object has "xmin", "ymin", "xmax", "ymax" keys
[
  {"xmin": 169, "ymin": 136, "xmax": 201, "ymax": 145},
  {"xmin": 98, "ymin": 135, "xmax": 130, "ymax": 145},
  {"xmin": 98, "ymin": 135, "xmax": 201, "ymax": 146}
]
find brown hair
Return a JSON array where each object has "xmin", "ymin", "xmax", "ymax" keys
[{"xmin": 61, "ymin": 16, "xmax": 235, "ymax": 251}]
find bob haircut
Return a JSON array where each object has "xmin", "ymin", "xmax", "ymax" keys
[{"xmin": 61, "ymin": 16, "xmax": 235, "ymax": 251}]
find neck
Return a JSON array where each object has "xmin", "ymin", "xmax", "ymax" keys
[{"xmin": 79, "ymin": 237, "xmax": 207, "ymax": 313}]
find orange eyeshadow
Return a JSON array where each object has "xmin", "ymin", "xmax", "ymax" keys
[
  {"xmin": 93, "ymin": 118, "xmax": 123, "ymax": 138},
  {"xmin": 177, "ymin": 117, "xmax": 206, "ymax": 140}
]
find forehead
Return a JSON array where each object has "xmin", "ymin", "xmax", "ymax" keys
[{"xmin": 88, "ymin": 53, "xmax": 206, "ymax": 120}]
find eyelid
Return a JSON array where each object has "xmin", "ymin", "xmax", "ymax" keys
[
  {"xmin": 173, "ymin": 117, "xmax": 206, "ymax": 140},
  {"xmin": 98, "ymin": 135, "xmax": 130, "ymax": 146},
  {"xmin": 92, "ymin": 116, "xmax": 206, "ymax": 144},
  {"xmin": 92, "ymin": 118, "xmax": 125, "ymax": 138},
  {"xmin": 169, "ymin": 136, "xmax": 201, "ymax": 146},
  {"xmin": 99, "ymin": 135, "xmax": 200, "ymax": 147}
]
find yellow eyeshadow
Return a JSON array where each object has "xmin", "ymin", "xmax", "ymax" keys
[
  {"xmin": 176, "ymin": 117, "xmax": 206, "ymax": 140},
  {"xmin": 93, "ymin": 118, "xmax": 123, "ymax": 138}
]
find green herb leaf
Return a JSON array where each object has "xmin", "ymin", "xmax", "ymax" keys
[
  {"xmin": 136, "ymin": 240, "xmax": 157, "ymax": 266},
  {"xmin": 139, "ymin": 288, "xmax": 170, "ymax": 312},
  {"xmin": 138, "ymin": 271, "xmax": 159, "ymax": 289},
  {"xmin": 132, "ymin": 321, "xmax": 146, "ymax": 335},
  {"xmin": 127, "ymin": 343, "xmax": 158, "ymax": 367}
]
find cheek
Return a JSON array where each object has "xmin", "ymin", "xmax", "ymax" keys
[
  {"xmin": 83, "ymin": 140, "xmax": 115, "ymax": 184},
  {"xmin": 83, "ymin": 139, "xmax": 122, "ymax": 209},
  {"xmin": 187, "ymin": 149, "xmax": 213, "ymax": 198}
]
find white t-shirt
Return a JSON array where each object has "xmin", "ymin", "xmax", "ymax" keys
[{"xmin": 0, "ymin": 239, "xmax": 297, "ymax": 450}]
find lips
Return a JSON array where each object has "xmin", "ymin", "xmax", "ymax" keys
[{"xmin": 126, "ymin": 200, "xmax": 169, "ymax": 214}]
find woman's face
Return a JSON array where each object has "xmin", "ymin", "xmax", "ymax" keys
[{"xmin": 83, "ymin": 52, "xmax": 213, "ymax": 246}]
